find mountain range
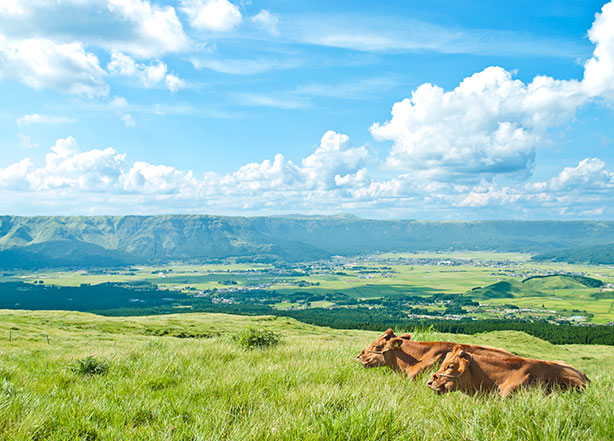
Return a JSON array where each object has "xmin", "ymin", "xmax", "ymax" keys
[{"xmin": 2, "ymin": 215, "xmax": 614, "ymax": 268}]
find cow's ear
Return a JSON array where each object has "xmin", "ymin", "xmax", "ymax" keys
[
  {"xmin": 455, "ymin": 347, "xmax": 470, "ymax": 360},
  {"xmin": 383, "ymin": 329, "xmax": 396, "ymax": 339},
  {"xmin": 388, "ymin": 337, "xmax": 404, "ymax": 349},
  {"xmin": 452, "ymin": 345, "xmax": 465, "ymax": 355},
  {"xmin": 399, "ymin": 333, "xmax": 412, "ymax": 340}
]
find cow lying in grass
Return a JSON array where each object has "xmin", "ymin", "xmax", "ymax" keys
[
  {"xmin": 427, "ymin": 345, "xmax": 589, "ymax": 397},
  {"xmin": 357, "ymin": 329, "xmax": 514, "ymax": 380}
]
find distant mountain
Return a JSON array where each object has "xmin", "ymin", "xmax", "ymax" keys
[
  {"xmin": 2, "ymin": 215, "xmax": 614, "ymax": 268},
  {"xmin": 531, "ymin": 243, "xmax": 614, "ymax": 265}
]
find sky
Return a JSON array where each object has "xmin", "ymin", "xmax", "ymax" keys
[{"xmin": 1, "ymin": 0, "xmax": 614, "ymax": 220}]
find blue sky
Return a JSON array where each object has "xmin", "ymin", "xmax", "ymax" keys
[{"xmin": 1, "ymin": 0, "xmax": 614, "ymax": 219}]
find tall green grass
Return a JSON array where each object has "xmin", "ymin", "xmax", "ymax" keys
[{"xmin": 0, "ymin": 310, "xmax": 613, "ymax": 440}]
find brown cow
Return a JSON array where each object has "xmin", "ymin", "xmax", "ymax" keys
[
  {"xmin": 427, "ymin": 345, "xmax": 589, "ymax": 397},
  {"xmin": 357, "ymin": 329, "xmax": 514, "ymax": 380}
]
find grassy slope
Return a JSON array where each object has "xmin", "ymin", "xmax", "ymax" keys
[{"xmin": 1, "ymin": 310, "xmax": 613, "ymax": 441}]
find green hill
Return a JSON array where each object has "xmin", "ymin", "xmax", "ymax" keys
[
  {"xmin": 470, "ymin": 274, "xmax": 604, "ymax": 300},
  {"xmin": 522, "ymin": 274, "xmax": 604, "ymax": 289},
  {"xmin": 0, "ymin": 310, "xmax": 612, "ymax": 440},
  {"xmin": 3, "ymin": 215, "xmax": 614, "ymax": 268},
  {"xmin": 469, "ymin": 280, "xmax": 532, "ymax": 299}
]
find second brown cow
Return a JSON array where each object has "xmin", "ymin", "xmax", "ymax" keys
[{"xmin": 427, "ymin": 345, "xmax": 589, "ymax": 397}]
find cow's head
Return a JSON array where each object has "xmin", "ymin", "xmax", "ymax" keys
[
  {"xmin": 427, "ymin": 345, "xmax": 471, "ymax": 394},
  {"xmin": 357, "ymin": 330, "xmax": 411, "ymax": 367}
]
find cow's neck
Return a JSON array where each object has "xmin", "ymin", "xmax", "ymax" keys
[
  {"xmin": 384, "ymin": 341, "xmax": 433, "ymax": 373},
  {"xmin": 464, "ymin": 356, "xmax": 507, "ymax": 391}
]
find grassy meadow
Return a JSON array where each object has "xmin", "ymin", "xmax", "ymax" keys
[{"xmin": 1, "ymin": 310, "xmax": 613, "ymax": 440}]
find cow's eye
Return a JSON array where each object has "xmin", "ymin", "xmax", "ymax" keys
[{"xmin": 448, "ymin": 364, "xmax": 456, "ymax": 370}]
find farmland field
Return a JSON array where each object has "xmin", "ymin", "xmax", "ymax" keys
[{"xmin": 3, "ymin": 251, "xmax": 614, "ymax": 324}]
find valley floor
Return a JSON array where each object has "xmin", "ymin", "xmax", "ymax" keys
[{"xmin": 1, "ymin": 310, "xmax": 613, "ymax": 440}]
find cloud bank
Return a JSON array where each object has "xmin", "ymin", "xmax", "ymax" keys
[{"xmin": 1, "ymin": 1, "xmax": 614, "ymax": 218}]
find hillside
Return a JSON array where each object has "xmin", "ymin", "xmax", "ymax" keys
[
  {"xmin": 470, "ymin": 274, "xmax": 604, "ymax": 299},
  {"xmin": 532, "ymin": 243, "xmax": 614, "ymax": 265},
  {"xmin": 0, "ymin": 310, "xmax": 612, "ymax": 440},
  {"xmin": 3, "ymin": 215, "xmax": 614, "ymax": 268}
]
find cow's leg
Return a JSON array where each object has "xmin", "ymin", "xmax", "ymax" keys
[
  {"xmin": 405, "ymin": 357, "xmax": 439, "ymax": 380},
  {"xmin": 498, "ymin": 374, "xmax": 532, "ymax": 397}
]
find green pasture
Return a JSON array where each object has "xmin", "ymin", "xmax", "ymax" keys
[{"xmin": 0, "ymin": 310, "xmax": 613, "ymax": 440}]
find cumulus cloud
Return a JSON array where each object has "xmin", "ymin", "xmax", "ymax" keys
[
  {"xmin": 216, "ymin": 131, "xmax": 369, "ymax": 193},
  {"xmin": 0, "ymin": 35, "xmax": 108, "ymax": 96},
  {"xmin": 122, "ymin": 161, "xmax": 198, "ymax": 194},
  {"xmin": 107, "ymin": 51, "xmax": 185, "ymax": 91},
  {"xmin": 0, "ymin": 158, "xmax": 33, "ymax": 190},
  {"xmin": 371, "ymin": 1, "xmax": 614, "ymax": 183},
  {"xmin": 27, "ymin": 137, "xmax": 126, "ymax": 191},
  {"xmin": 533, "ymin": 158, "xmax": 614, "ymax": 191},
  {"xmin": 371, "ymin": 66, "xmax": 586, "ymax": 181},
  {"xmin": 165, "ymin": 73, "xmax": 185, "ymax": 92},
  {"xmin": 0, "ymin": 131, "xmax": 366, "ymax": 195},
  {"xmin": 181, "ymin": 0, "xmax": 242, "ymax": 32},
  {"xmin": 582, "ymin": 1, "xmax": 614, "ymax": 101},
  {"xmin": 301, "ymin": 131, "xmax": 369, "ymax": 189},
  {"xmin": 1, "ymin": 133, "xmax": 613, "ymax": 218},
  {"xmin": 107, "ymin": 0, "xmax": 190, "ymax": 58}
]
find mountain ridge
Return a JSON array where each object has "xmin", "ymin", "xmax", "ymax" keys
[{"xmin": 2, "ymin": 215, "xmax": 614, "ymax": 268}]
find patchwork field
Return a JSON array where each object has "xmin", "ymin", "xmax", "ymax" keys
[
  {"xmin": 3, "ymin": 252, "xmax": 614, "ymax": 323},
  {"xmin": 0, "ymin": 310, "xmax": 613, "ymax": 440}
]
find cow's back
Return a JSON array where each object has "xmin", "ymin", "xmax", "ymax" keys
[{"xmin": 535, "ymin": 360, "xmax": 589, "ymax": 389}]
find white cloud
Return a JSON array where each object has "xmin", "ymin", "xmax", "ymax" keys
[
  {"xmin": 26, "ymin": 137, "xmax": 126, "ymax": 191},
  {"xmin": 370, "ymin": 65, "xmax": 595, "ymax": 181},
  {"xmin": 220, "ymin": 154, "xmax": 305, "ymax": 192},
  {"xmin": 107, "ymin": 51, "xmax": 185, "ymax": 91},
  {"xmin": 0, "ymin": 0, "xmax": 27, "ymax": 15},
  {"xmin": 0, "ymin": 158, "xmax": 33, "ymax": 190},
  {"xmin": 107, "ymin": 0, "xmax": 190, "ymax": 58},
  {"xmin": 122, "ymin": 161, "xmax": 198, "ymax": 194},
  {"xmin": 122, "ymin": 114, "xmax": 136, "ymax": 127},
  {"xmin": 17, "ymin": 134, "xmax": 38, "ymax": 149},
  {"xmin": 165, "ymin": 73, "xmax": 185, "ymax": 92},
  {"xmin": 181, "ymin": 0, "xmax": 242, "ymax": 32},
  {"xmin": 17, "ymin": 114, "xmax": 76, "ymax": 126},
  {"xmin": 288, "ymin": 15, "xmax": 587, "ymax": 59},
  {"xmin": 582, "ymin": 1, "xmax": 614, "ymax": 101},
  {"xmin": 0, "ymin": 35, "xmax": 108, "ymax": 96},
  {"xmin": 301, "ymin": 131, "xmax": 369, "ymax": 190},
  {"xmin": 369, "ymin": 1, "xmax": 614, "ymax": 185},
  {"xmin": 1, "ymin": 133, "xmax": 613, "ymax": 218},
  {"xmin": 534, "ymin": 158, "xmax": 614, "ymax": 191},
  {"xmin": 0, "ymin": 131, "xmax": 368, "ymax": 204},
  {"xmin": 190, "ymin": 57, "xmax": 299, "ymax": 75},
  {"xmin": 217, "ymin": 131, "xmax": 368, "ymax": 193},
  {"xmin": 235, "ymin": 93, "xmax": 310, "ymax": 109},
  {"xmin": 371, "ymin": 66, "xmax": 583, "ymax": 180},
  {"xmin": 110, "ymin": 96, "xmax": 129, "ymax": 109},
  {"xmin": 251, "ymin": 10, "xmax": 279, "ymax": 35}
]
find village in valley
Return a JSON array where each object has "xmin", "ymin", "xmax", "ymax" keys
[{"xmin": 4, "ymin": 251, "xmax": 614, "ymax": 326}]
